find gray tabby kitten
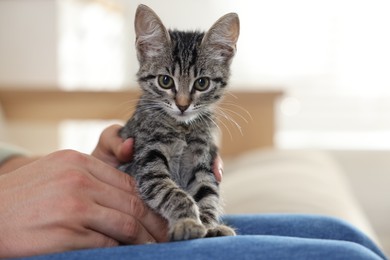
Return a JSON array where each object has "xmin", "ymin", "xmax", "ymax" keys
[{"xmin": 119, "ymin": 4, "xmax": 239, "ymax": 241}]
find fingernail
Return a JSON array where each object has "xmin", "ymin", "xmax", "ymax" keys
[{"xmin": 218, "ymin": 167, "xmax": 223, "ymax": 182}]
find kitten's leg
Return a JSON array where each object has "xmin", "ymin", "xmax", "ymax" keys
[
  {"xmin": 184, "ymin": 138, "xmax": 235, "ymax": 237},
  {"xmin": 187, "ymin": 165, "xmax": 236, "ymax": 237},
  {"xmin": 131, "ymin": 147, "xmax": 206, "ymax": 241}
]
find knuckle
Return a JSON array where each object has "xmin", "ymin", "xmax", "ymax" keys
[
  {"xmin": 129, "ymin": 196, "xmax": 147, "ymax": 218},
  {"xmin": 123, "ymin": 174, "xmax": 136, "ymax": 191},
  {"xmin": 100, "ymin": 124, "xmax": 120, "ymax": 143},
  {"xmin": 49, "ymin": 149, "xmax": 89, "ymax": 167},
  {"xmin": 99, "ymin": 236, "xmax": 119, "ymax": 248},
  {"xmin": 65, "ymin": 150, "xmax": 88, "ymax": 164},
  {"xmin": 65, "ymin": 170, "xmax": 92, "ymax": 190},
  {"xmin": 56, "ymin": 149, "xmax": 88, "ymax": 164},
  {"xmin": 122, "ymin": 217, "xmax": 140, "ymax": 240},
  {"xmin": 63, "ymin": 196, "xmax": 89, "ymax": 215}
]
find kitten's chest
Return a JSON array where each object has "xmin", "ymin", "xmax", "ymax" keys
[
  {"xmin": 124, "ymin": 113, "xmax": 213, "ymax": 187},
  {"xmin": 170, "ymin": 131, "xmax": 211, "ymax": 188},
  {"xmin": 170, "ymin": 143, "xmax": 195, "ymax": 189}
]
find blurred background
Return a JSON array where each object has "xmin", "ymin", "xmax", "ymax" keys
[
  {"xmin": 0, "ymin": 0, "xmax": 389, "ymax": 255},
  {"xmin": 2, "ymin": 0, "xmax": 390, "ymax": 150}
]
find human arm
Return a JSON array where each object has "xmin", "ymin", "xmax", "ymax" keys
[
  {"xmin": 0, "ymin": 144, "xmax": 37, "ymax": 176},
  {"xmin": 0, "ymin": 155, "xmax": 39, "ymax": 175}
]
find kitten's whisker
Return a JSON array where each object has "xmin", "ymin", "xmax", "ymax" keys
[
  {"xmin": 112, "ymin": 96, "xmax": 141, "ymax": 120},
  {"xmin": 215, "ymin": 109, "xmax": 243, "ymax": 136},
  {"xmin": 219, "ymin": 107, "xmax": 249, "ymax": 124},
  {"xmin": 199, "ymin": 112, "xmax": 225, "ymax": 142},
  {"xmin": 214, "ymin": 115, "xmax": 233, "ymax": 140},
  {"xmin": 118, "ymin": 97, "xmax": 164, "ymax": 118},
  {"xmin": 219, "ymin": 102, "xmax": 253, "ymax": 122},
  {"xmin": 225, "ymin": 92, "xmax": 238, "ymax": 99},
  {"xmin": 206, "ymin": 109, "xmax": 234, "ymax": 140},
  {"xmin": 200, "ymin": 113, "xmax": 221, "ymax": 134}
]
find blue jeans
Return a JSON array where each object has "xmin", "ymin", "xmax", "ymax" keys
[{"xmin": 23, "ymin": 214, "xmax": 387, "ymax": 260}]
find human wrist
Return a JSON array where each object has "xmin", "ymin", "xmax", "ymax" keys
[{"xmin": 0, "ymin": 156, "xmax": 39, "ymax": 175}]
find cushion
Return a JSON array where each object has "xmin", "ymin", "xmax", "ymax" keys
[{"xmin": 222, "ymin": 149, "xmax": 378, "ymax": 243}]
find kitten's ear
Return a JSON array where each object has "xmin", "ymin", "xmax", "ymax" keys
[
  {"xmin": 202, "ymin": 13, "xmax": 240, "ymax": 63},
  {"xmin": 134, "ymin": 5, "xmax": 170, "ymax": 62}
]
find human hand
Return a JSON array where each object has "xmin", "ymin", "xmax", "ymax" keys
[
  {"xmin": 0, "ymin": 150, "xmax": 168, "ymax": 258},
  {"xmin": 91, "ymin": 124, "xmax": 134, "ymax": 168}
]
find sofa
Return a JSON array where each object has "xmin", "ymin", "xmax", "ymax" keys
[{"xmin": 222, "ymin": 148, "xmax": 379, "ymax": 244}]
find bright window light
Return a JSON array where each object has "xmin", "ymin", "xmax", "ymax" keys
[
  {"xmin": 58, "ymin": 0, "xmax": 126, "ymax": 90},
  {"xmin": 57, "ymin": 0, "xmax": 390, "ymax": 150}
]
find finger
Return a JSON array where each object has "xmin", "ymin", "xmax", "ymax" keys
[
  {"xmin": 64, "ymin": 229, "xmax": 119, "ymax": 250},
  {"xmin": 81, "ymin": 154, "xmax": 137, "ymax": 193},
  {"xmin": 92, "ymin": 124, "xmax": 125, "ymax": 167},
  {"xmin": 213, "ymin": 155, "xmax": 223, "ymax": 183},
  {"xmin": 90, "ymin": 180, "xmax": 168, "ymax": 242},
  {"xmin": 35, "ymin": 229, "xmax": 119, "ymax": 255},
  {"xmin": 101, "ymin": 124, "xmax": 133, "ymax": 163},
  {"xmin": 117, "ymin": 138, "xmax": 134, "ymax": 163},
  {"xmin": 100, "ymin": 125, "xmax": 134, "ymax": 161},
  {"xmin": 139, "ymin": 209, "xmax": 169, "ymax": 242},
  {"xmin": 88, "ymin": 205, "xmax": 156, "ymax": 245}
]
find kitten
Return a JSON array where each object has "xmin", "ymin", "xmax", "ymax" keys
[{"xmin": 119, "ymin": 4, "xmax": 239, "ymax": 241}]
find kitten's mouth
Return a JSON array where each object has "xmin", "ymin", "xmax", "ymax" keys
[{"xmin": 174, "ymin": 111, "xmax": 197, "ymax": 123}]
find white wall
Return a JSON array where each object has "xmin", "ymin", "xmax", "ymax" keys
[
  {"xmin": 2, "ymin": 0, "xmax": 390, "ymax": 150},
  {"xmin": 0, "ymin": 0, "xmax": 57, "ymax": 86}
]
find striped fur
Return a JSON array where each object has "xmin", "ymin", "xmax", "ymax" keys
[{"xmin": 119, "ymin": 5, "xmax": 239, "ymax": 241}]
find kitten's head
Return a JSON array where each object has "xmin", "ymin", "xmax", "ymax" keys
[{"xmin": 134, "ymin": 4, "xmax": 239, "ymax": 124}]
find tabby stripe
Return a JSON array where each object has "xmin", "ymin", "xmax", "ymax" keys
[
  {"xmin": 141, "ymin": 150, "xmax": 169, "ymax": 169},
  {"xmin": 169, "ymin": 65, "xmax": 176, "ymax": 76},
  {"xmin": 212, "ymin": 77, "xmax": 227, "ymax": 87},
  {"xmin": 187, "ymin": 164, "xmax": 212, "ymax": 187},
  {"xmin": 142, "ymin": 182, "xmax": 166, "ymax": 201},
  {"xmin": 186, "ymin": 174, "xmax": 197, "ymax": 188},
  {"xmin": 200, "ymin": 210, "xmax": 217, "ymax": 225},
  {"xmin": 189, "ymin": 47, "xmax": 198, "ymax": 67},
  {"xmin": 139, "ymin": 74, "xmax": 156, "ymax": 82},
  {"xmin": 172, "ymin": 198, "xmax": 195, "ymax": 213},
  {"xmin": 213, "ymin": 95, "xmax": 221, "ymax": 101},
  {"xmin": 147, "ymin": 133, "xmax": 175, "ymax": 145},
  {"xmin": 156, "ymin": 187, "xmax": 177, "ymax": 210},
  {"xmin": 193, "ymin": 185, "xmax": 218, "ymax": 202},
  {"xmin": 191, "ymin": 164, "xmax": 211, "ymax": 176},
  {"xmin": 141, "ymin": 182, "xmax": 159, "ymax": 200},
  {"xmin": 147, "ymin": 138, "xmax": 174, "ymax": 145},
  {"xmin": 176, "ymin": 212, "xmax": 193, "ymax": 219},
  {"xmin": 139, "ymin": 173, "xmax": 170, "ymax": 183},
  {"xmin": 187, "ymin": 137, "xmax": 208, "ymax": 146}
]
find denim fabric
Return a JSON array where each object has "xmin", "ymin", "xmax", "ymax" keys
[{"xmin": 21, "ymin": 214, "xmax": 388, "ymax": 260}]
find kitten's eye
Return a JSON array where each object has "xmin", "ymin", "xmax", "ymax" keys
[
  {"xmin": 158, "ymin": 75, "xmax": 174, "ymax": 89},
  {"xmin": 193, "ymin": 77, "xmax": 210, "ymax": 91}
]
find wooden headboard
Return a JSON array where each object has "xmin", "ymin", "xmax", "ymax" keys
[{"xmin": 0, "ymin": 88, "xmax": 281, "ymax": 158}]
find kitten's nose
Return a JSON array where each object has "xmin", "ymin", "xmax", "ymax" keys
[{"xmin": 177, "ymin": 104, "xmax": 189, "ymax": 113}]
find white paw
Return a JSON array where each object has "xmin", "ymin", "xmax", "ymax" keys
[
  {"xmin": 206, "ymin": 224, "xmax": 236, "ymax": 237},
  {"xmin": 169, "ymin": 218, "xmax": 207, "ymax": 241}
]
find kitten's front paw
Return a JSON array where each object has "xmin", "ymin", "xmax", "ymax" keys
[
  {"xmin": 206, "ymin": 224, "xmax": 236, "ymax": 237},
  {"xmin": 169, "ymin": 218, "xmax": 207, "ymax": 241}
]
